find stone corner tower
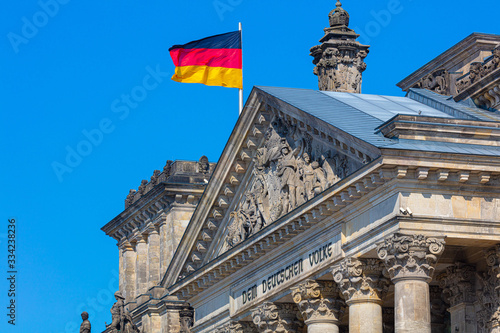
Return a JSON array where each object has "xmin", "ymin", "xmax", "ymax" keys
[{"xmin": 311, "ymin": 1, "xmax": 370, "ymax": 93}]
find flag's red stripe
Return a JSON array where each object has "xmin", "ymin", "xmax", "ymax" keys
[{"xmin": 170, "ymin": 48, "xmax": 242, "ymax": 69}]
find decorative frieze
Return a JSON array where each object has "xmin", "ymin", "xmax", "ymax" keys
[
  {"xmin": 251, "ymin": 302, "xmax": 301, "ymax": 333},
  {"xmin": 291, "ymin": 280, "xmax": 343, "ymax": 324},
  {"xmin": 224, "ymin": 115, "xmax": 360, "ymax": 251},
  {"xmin": 331, "ymin": 258, "xmax": 389, "ymax": 303},
  {"xmin": 456, "ymin": 45, "xmax": 500, "ymax": 94},
  {"xmin": 376, "ymin": 234, "xmax": 445, "ymax": 282}
]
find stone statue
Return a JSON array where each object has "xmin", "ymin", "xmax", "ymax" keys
[
  {"xmin": 125, "ymin": 189, "xmax": 136, "ymax": 208},
  {"xmin": 198, "ymin": 156, "xmax": 210, "ymax": 174},
  {"xmin": 150, "ymin": 170, "xmax": 161, "ymax": 186},
  {"xmin": 80, "ymin": 311, "xmax": 91, "ymax": 333},
  {"xmin": 108, "ymin": 291, "xmax": 124, "ymax": 332},
  {"xmin": 163, "ymin": 160, "xmax": 173, "ymax": 177},
  {"xmin": 137, "ymin": 180, "xmax": 148, "ymax": 196},
  {"xmin": 106, "ymin": 291, "xmax": 140, "ymax": 333}
]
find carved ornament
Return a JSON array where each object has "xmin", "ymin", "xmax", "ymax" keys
[
  {"xmin": 251, "ymin": 302, "xmax": 301, "ymax": 333},
  {"xmin": 291, "ymin": 280, "xmax": 343, "ymax": 323},
  {"xmin": 224, "ymin": 116, "xmax": 357, "ymax": 251},
  {"xmin": 411, "ymin": 68, "xmax": 450, "ymax": 95},
  {"xmin": 331, "ymin": 258, "xmax": 389, "ymax": 303},
  {"xmin": 456, "ymin": 45, "xmax": 500, "ymax": 94},
  {"xmin": 376, "ymin": 234, "xmax": 445, "ymax": 282}
]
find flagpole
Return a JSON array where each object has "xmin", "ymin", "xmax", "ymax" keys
[{"xmin": 239, "ymin": 22, "xmax": 243, "ymax": 114}]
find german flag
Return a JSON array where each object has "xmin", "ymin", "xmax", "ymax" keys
[{"xmin": 169, "ymin": 31, "xmax": 242, "ymax": 89}]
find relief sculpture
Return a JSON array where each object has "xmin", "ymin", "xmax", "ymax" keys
[{"xmin": 224, "ymin": 117, "xmax": 357, "ymax": 250}]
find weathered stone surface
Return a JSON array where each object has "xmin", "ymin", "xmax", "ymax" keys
[
  {"xmin": 310, "ymin": 1, "xmax": 369, "ymax": 93},
  {"xmin": 252, "ymin": 302, "xmax": 301, "ymax": 333}
]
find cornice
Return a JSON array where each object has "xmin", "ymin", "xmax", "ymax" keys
[
  {"xmin": 166, "ymin": 156, "xmax": 500, "ymax": 300},
  {"xmin": 102, "ymin": 182, "xmax": 205, "ymax": 243},
  {"xmin": 397, "ymin": 33, "xmax": 500, "ymax": 90}
]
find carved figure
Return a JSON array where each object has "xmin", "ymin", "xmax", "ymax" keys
[
  {"xmin": 137, "ymin": 180, "xmax": 148, "ymax": 196},
  {"xmin": 163, "ymin": 160, "xmax": 173, "ymax": 177},
  {"xmin": 107, "ymin": 292, "xmax": 140, "ymax": 333},
  {"xmin": 198, "ymin": 156, "xmax": 210, "ymax": 174},
  {"xmin": 80, "ymin": 311, "xmax": 91, "ymax": 333},
  {"xmin": 311, "ymin": 161, "xmax": 327, "ymax": 195},
  {"xmin": 125, "ymin": 189, "xmax": 136, "ymax": 208},
  {"xmin": 298, "ymin": 153, "xmax": 315, "ymax": 201},
  {"xmin": 224, "ymin": 116, "xmax": 361, "ymax": 252},
  {"xmin": 150, "ymin": 170, "xmax": 161, "ymax": 186},
  {"xmin": 277, "ymin": 145, "xmax": 299, "ymax": 213}
]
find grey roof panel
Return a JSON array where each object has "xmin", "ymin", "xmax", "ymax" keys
[
  {"xmin": 407, "ymin": 89, "xmax": 500, "ymax": 122},
  {"xmin": 255, "ymin": 86, "xmax": 500, "ymax": 157}
]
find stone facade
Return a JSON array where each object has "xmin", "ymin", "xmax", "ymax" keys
[
  {"xmin": 398, "ymin": 33, "xmax": 500, "ymax": 111},
  {"xmin": 100, "ymin": 4, "xmax": 500, "ymax": 333}
]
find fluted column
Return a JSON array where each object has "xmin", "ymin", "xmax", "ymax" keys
[
  {"xmin": 135, "ymin": 235, "xmax": 148, "ymax": 296},
  {"xmin": 122, "ymin": 240, "xmax": 136, "ymax": 302},
  {"xmin": 332, "ymin": 258, "xmax": 389, "ymax": 333},
  {"xmin": 252, "ymin": 302, "xmax": 301, "ymax": 333},
  {"xmin": 291, "ymin": 280, "xmax": 344, "ymax": 333},
  {"xmin": 158, "ymin": 215, "xmax": 169, "ymax": 277},
  {"xmin": 147, "ymin": 225, "xmax": 161, "ymax": 289},
  {"xmin": 377, "ymin": 234, "xmax": 445, "ymax": 333},
  {"xmin": 440, "ymin": 263, "xmax": 476, "ymax": 333}
]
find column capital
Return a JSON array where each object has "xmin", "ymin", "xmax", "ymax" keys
[
  {"xmin": 119, "ymin": 239, "xmax": 134, "ymax": 251},
  {"xmin": 290, "ymin": 279, "xmax": 343, "ymax": 324},
  {"xmin": 377, "ymin": 233, "xmax": 445, "ymax": 282},
  {"xmin": 331, "ymin": 257, "xmax": 389, "ymax": 304},
  {"xmin": 251, "ymin": 302, "xmax": 301, "ymax": 333},
  {"xmin": 439, "ymin": 262, "xmax": 476, "ymax": 307}
]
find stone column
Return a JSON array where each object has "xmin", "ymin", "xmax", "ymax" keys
[
  {"xmin": 179, "ymin": 303, "xmax": 194, "ymax": 333},
  {"xmin": 122, "ymin": 240, "xmax": 137, "ymax": 303},
  {"xmin": 147, "ymin": 225, "xmax": 161, "ymax": 289},
  {"xmin": 377, "ymin": 234, "xmax": 445, "ymax": 333},
  {"xmin": 252, "ymin": 302, "xmax": 301, "ymax": 333},
  {"xmin": 158, "ymin": 214, "xmax": 169, "ymax": 277},
  {"xmin": 118, "ymin": 242, "xmax": 125, "ymax": 294},
  {"xmin": 135, "ymin": 235, "xmax": 148, "ymax": 296},
  {"xmin": 440, "ymin": 263, "xmax": 476, "ymax": 333},
  {"xmin": 332, "ymin": 258, "xmax": 389, "ymax": 333},
  {"xmin": 291, "ymin": 280, "xmax": 344, "ymax": 333}
]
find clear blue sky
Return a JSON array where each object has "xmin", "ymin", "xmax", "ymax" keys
[{"xmin": 1, "ymin": 0, "xmax": 498, "ymax": 332}]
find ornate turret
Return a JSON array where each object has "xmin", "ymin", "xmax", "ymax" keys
[{"xmin": 311, "ymin": 1, "xmax": 370, "ymax": 93}]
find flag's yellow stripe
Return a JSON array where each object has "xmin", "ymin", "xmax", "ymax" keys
[{"xmin": 171, "ymin": 65, "xmax": 242, "ymax": 89}]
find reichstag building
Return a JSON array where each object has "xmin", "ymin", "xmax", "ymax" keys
[{"xmin": 100, "ymin": 2, "xmax": 500, "ymax": 332}]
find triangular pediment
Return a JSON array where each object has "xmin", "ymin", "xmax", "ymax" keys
[{"xmin": 162, "ymin": 87, "xmax": 381, "ymax": 288}]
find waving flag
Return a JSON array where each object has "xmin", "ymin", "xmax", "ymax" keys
[{"xmin": 169, "ymin": 31, "xmax": 242, "ymax": 89}]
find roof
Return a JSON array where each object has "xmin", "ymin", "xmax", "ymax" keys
[{"xmin": 255, "ymin": 86, "xmax": 500, "ymax": 157}]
